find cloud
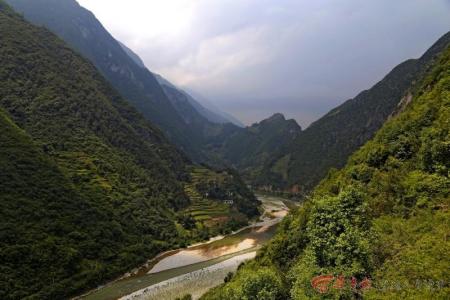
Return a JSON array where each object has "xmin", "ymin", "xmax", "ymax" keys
[{"xmin": 78, "ymin": 0, "xmax": 450, "ymax": 126}]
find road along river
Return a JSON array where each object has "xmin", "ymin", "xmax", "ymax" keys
[{"xmin": 80, "ymin": 195, "xmax": 295, "ymax": 300}]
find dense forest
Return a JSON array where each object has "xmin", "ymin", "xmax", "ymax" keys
[
  {"xmin": 0, "ymin": 3, "xmax": 259, "ymax": 299},
  {"xmin": 202, "ymin": 40, "xmax": 450, "ymax": 299}
]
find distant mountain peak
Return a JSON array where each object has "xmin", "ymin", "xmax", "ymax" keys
[
  {"xmin": 266, "ymin": 113, "xmax": 286, "ymax": 122},
  {"xmin": 258, "ymin": 113, "xmax": 301, "ymax": 131}
]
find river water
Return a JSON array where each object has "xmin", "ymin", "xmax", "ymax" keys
[{"xmin": 81, "ymin": 195, "xmax": 293, "ymax": 300}]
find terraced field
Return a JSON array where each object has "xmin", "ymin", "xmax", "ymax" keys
[
  {"xmin": 183, "ymin": 168, "xmax": 234, "ymax": 226},
  {"xmin": 183, "ymin": 186, "xmax": 230, "ymax": 224}
]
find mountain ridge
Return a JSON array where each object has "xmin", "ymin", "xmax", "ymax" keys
[
  {"xmin": 256, "ymin": 31, "xmax": 450, "ymax": 192},
  {"xmin": 153, "ymin": 72, "xmax": 242, "ymax": 126},
  {"xmin": 117, "ymin": 41, "xmax": 244, "ymax": 127},
  {"xmin": 208, "ymin": 113, "xmax": 302, "ymax": 175},
  {"xmin": 5, "ymin": 0, "xmax": 219, "ymax": 162}
]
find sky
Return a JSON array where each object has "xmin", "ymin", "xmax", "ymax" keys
[{"xmin": 77, "ymin": 0, "xmax": 450, "ymax": 127}]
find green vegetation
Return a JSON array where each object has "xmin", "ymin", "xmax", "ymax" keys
[
  {"xmin": 256, "ymin": 32, "xmax": 450, "ymax": 193},
  {"xmin": 2, "ymin": 1, "xmax": 448, "ymax": 299},
  {"xmin": 202, "ymin": 41, "xmax": 450, "ymax": 299},
  {"xmin": 211, "ymin": 113, "xmax": 301, "ymax": 171},
  {"xmin": 0, "ymin": 4, "xmax": 185, "ymax": 298},
  {"xmin": 0, "ymin": 108, "xmax": 110, "ymax": 299},
  {"xmin": 0, "ymin": 3, "xmax": 259, "ymax": 299},
  {"xmin": 208, "ymin": 266, "xmax": 286, "ymax": 299},
  {"xmin": 181, "ymin": 167, "xmax": 260, "ymax": 238}
]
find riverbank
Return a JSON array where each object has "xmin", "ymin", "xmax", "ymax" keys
[
  {"xmin": 80, "ymin": 195, "xmax": 291, "ymax": 300},
  {"xmin": 121, "ymin": 252, "xmax": 258, "ymax": 300}
]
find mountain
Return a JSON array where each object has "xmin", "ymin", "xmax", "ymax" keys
[
  {"xmin": 5, "ymin": 0, "xmax": 224, "ymax": 162},
  {"xmin": 152, "ymin": 73, "xmax": 228, "ymax": 125},
  {"xmin": 211, "ymin": 113, "xmax": 301, "ymax": 174},
  {"xmin": 8, "ymin": 0, "xmax": 449, "ymax": 189},
  {"xmin": 176, "ymin": 88, "xmax": 245, "ymax": 127},
  {"xmin": 0, "ymin": 2, "xmax": 259, "ymax": 299},
  {"xmin": 257, "ymin": 31, "xmax": 450, "ymax": 193},
  {"xmin": 118, "ymin": 40, "xmax": 146, "ymax": 69},
  {"xmin": 202, "ymin": 35, "xmax": 450, "ymax": 300},
  {"xmin": 117, "ymin": 39, "xmax": 243, "ymax": 127},
  {"xmin": 6, "ymin": 0, "xmax": 304, "ymax": 173},
  {"xmin": 185, "ymin": 90, "xmax": 245, "ymax": 127}
]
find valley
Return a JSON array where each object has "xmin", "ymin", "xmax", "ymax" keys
[
  {"xmin": 0, "ymin": 1, "xmax": 448, "ymax": 299},
  {"xmin": 80, "ymin": 195, "xmax": 292, "ymax": 300}
]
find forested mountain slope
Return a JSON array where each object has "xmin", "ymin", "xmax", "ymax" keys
[
  {"xmin": 211, "ymin": 113, "xmax": 302, "ymax": 172},
  {"xmin": 5, "ymin": 0, "xmax": 233, "ymax": 162},
  {"xmin": 0, "ymin": 107, "xmax": 113, "ymax": 299},
  {"xmin": 202, "ymin": 43, "xmax": 450, "ymax": 300},
  {"xmin": 0, "ymin": 4, "xmax": 186, "ymax": 298},
  {"xmin": 259, "ymin": 31, "xmax": 450, "ymax": 192},
  {"xmin": 0, "ymin": 3, "xmax": 259, "ymax": 299}
]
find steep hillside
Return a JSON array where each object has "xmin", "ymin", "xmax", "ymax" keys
[
  {"xmin": 212, "ymin": 113, "xmax": 301, "ymax": 172},
  {"xmin": 119, "ymin": 40, "xmax": 147, "ymax": 69},
  {"xmin": 184, "ymin": 89, "xmax": 245, "ymax": 128},
  {"xmin": 120, "ymin": 42, "xmax": 242, "ymax": 127},
  {"xmin": 0, "ymin": 3, "xmax": 259, "ymax": 299},
  {"xmin": 202, "ymin": 43, "xmax": 450, "ymax": 300},
  {"xmin": 153, "ymin": 72, "xmax": 243, "ymax": 126},
  {"xmin": 118, "ymin": 42, "xmax": 242, "ymax": 127},
  {"xmin": 259, "ymin": 32, "xmax": 450, "ymax": 192},
  {"xmin": 5, "ymin": 0, "xmax": 222, "ymax": 161},
  {"xmin": 0, "ymin": 4, "xmax": 186, "ymax": 298},
  {"xmin": 0, "ymin": 108, "xmax": 112, "ymax": 299}
]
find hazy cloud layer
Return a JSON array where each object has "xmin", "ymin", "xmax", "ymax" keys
[{"xmin": 78, "ymin": 0, "xmax": 450, "ymax": 126}]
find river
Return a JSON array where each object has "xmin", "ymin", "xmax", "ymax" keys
[{"xmin": 80, "ymin": 195, "xmax": 294, "ymax": 300}]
